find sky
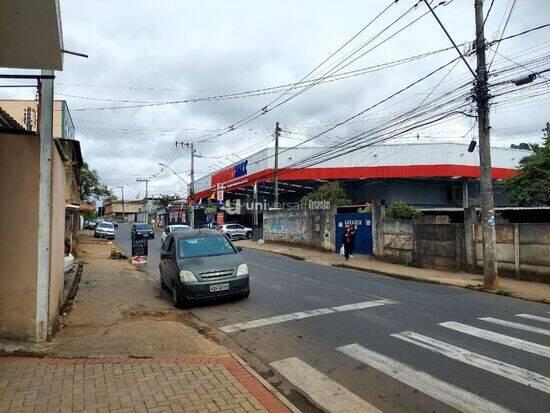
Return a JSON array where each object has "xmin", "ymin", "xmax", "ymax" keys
[{"xmin": 2, "ymin": 0, "xmax": 549, "ymax": 200}]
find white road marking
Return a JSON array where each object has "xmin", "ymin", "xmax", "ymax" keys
[
  {"xmin": 392, "ymin": 331, "xmax": 550, "ymax": 394},
  {"xmin": 337, "ymin": 344, "xmax": 512, "ymax": 413},
  {"xmin": 219, "ymin": 299, "xmax": 395, "ymax": 333},
  {"xmin": 270, "ymin": 357, "xmax": 382, "ymax": 413},
  {"xmin": 516, "ymin": 314, "xmax": 550, "ymax": 323},
  {"xmin": 440, "ymin": 321, "xmax": 550, "ymax": 359},
  {"xmin": 480, "ymin": 317, "xmax": 550, "ymax": 336}
]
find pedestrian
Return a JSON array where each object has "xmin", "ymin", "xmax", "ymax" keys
[
  {"xmin": 349, "ymin": 224, "xmax": 356, "ymax": 258},
  {"xmin": 342, "ymin": 225, "xmax": 352, "ymax": 261}
]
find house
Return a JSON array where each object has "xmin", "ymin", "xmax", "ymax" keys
[{"xmin": 104, "ymin": 200, "xmax": 144, "ymax": 223}]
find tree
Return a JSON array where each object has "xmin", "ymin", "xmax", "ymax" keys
[
  {"xmin": 154, "ymin": 194, "xmax": 181, "ymax": 209},
  {"xmin": 80, "ymin": 162, "xmax": 114, "ymax": 203},
  {"xmin": 510, "ymin": 142, "xmax": 534, "ymax": 150},
  {"xmin": 386, "ymin": 201, "xmax": 422, "ymax": 220},
  {"xmin": 502, "ymin": 141, "xmax": 550, "ymax": 206},
  {"xmin": 301, "ymin": 181, "xmax": 350, "ymax": 206}
]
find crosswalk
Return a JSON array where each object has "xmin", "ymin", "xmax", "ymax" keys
[{"xmin": 270, "ymin": 312, "xmax": 550, "ymax": 413}]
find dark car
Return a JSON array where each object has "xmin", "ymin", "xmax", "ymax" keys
[
  {"xmin": 159, "ymin": 229, "xmax": 250, "ymax": 307},
  {"xmin": 108, "ymin": 219, "xmax": 118, "ymax": 228},
  {"xmin": 131, "ymin": 223, "xmax": 154, "ymax": 239},
  {"xmin": 84, "ymin": 220, "xmax": 97, "ymax": 230}
]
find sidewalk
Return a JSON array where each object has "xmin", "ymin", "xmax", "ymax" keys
[
  {"xmin": 0, "ymin": 236, "xmax": 293, "ymax": 413},
  {"xmin": 235, "ymin": 240, "xmax": 550, "ymax": 304}
]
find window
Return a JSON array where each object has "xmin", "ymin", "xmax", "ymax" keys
[
  {"xmin": 135, "ymin": 223, "xmax": 152, "ymax": 230},
  {"xmin": 98, "ymin": 222, "xmax": 114, "ymax": 229},
  {"xmin": 178, "ymin": 236, "xmax": 235, "ymax": 259}
]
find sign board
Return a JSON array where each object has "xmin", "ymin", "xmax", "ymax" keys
[
  {"xmin": 216, "ymin": 212, "xmax": 224, "ymax": 225},
  {"xmin": 131, "ymin": 237, "xmax": 148, "ymax": 264},
  {"xmin": 216, "ymin": 183, "xmax": 224, "ymax": 202}
]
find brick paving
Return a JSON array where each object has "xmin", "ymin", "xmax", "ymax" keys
[{"xmin": 0, "ymin": 356, "xmax": 290, "ymax": 413}]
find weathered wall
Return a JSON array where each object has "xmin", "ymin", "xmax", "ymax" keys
[
  {"xmin": 475, "ymin": 223, "xmax": 550, "ymax": 282},
  {"xmin": 49, "ymin": 145, "xmax": 66, "ymax": 334},
  {"xmin": 415, "ymin": 223, "xmax": 465, "ymax": 272},
  {"xmin": 0, "ymin": 132, "xmax": 39, "ymax": 340},
  {"xmin": 263, "ymin": 207, "xmax": 336, "ymax": 251},
  {"xmin": 380, "ymin": 219, "xmax": 415, "ymax": 264}
]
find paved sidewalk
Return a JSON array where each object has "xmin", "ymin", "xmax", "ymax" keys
[
  {"xmin": 0, "ymin": 236, "xmax": 293, "ymax": 413},
  {"xmin": 235, "ymin": 240, "xmax": 550, "ymax": 304},
  {"xmin": 0, "ymin": 356, "xmax": 286, "ymax": 413}
]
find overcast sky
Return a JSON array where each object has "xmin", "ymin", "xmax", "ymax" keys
[{"xmin": 2, "ymin": 0, "xmax": 549, "ymax": 200}]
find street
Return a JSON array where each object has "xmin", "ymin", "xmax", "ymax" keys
[{"xmin": 114, "ymin": 224, "xmax": 550, "ymax": 413}]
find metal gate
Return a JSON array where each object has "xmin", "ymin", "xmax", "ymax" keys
[{"xmin": 335, "ymin": 213, "xmax": 373, "ymax": 255}]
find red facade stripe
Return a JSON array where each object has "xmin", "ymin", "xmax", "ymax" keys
[{"xmin": 194, "ymin": 164, "xmax": 517, "ymax": 200}]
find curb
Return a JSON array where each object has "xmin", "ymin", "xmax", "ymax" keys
[{"xmin": 230, "ymin": 353, "xmax": 301, "ymax": 413}]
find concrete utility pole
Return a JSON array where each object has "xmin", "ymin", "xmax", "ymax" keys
[
  {"xmin": 136, "ymin": 178, "xmax": 150, "ymax": 223},
  {"xmin": 36, "ymin": 69, "xmax": 54, "ymax": 341},
  {"xmin": 475, "ymin": 0, "xmax": 498, "ymax": 289},
  {"xmin": 543, "ymin": 122, "xmax": 550, "ymax": 143},
  {"xmin": 118, "ymin": 186, "xmax": 125, "ymax": 222},
  {"xmin": 274, "ymin": 122, "xmax": 281, "ymax": 207},
  {"xmin": 175, "ymin": 142, "xmax": 196, "ymax": 228}
]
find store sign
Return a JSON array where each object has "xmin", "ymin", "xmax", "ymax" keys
[
  {"xmin": 212, "ymin": 160, "xmax": 248, "ymax": 185},
  {"xmin": 217, "ymin": 212, "xmax": 224, "ymax": 225},
  {"xmin": 131, "ymin": 237, "xmax": 148, "ymax": 264}
]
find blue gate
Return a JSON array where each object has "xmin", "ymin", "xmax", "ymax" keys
[{"xmin": 335, "ymin": 213, "xmax": 373, "ymax": 255}]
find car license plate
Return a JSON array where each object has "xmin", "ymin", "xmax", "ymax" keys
[{"xmin": 210, "ymin": 283, "xmax": 229, "ymax": 292}]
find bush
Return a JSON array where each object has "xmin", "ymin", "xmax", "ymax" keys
[{"xmin": 386, "ymin": 201, "xmax": 421, "ymax": 220}]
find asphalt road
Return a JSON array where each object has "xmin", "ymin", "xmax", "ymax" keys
[{"xmin": 114, "ymin": 223, "xmax": 550, "ymax": 413}]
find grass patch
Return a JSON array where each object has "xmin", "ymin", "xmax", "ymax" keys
[{"xmin": 496, "ymin": 289, "xmax": 512, "ymax": 296}]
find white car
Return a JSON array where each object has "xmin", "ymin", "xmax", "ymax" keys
[
  {"xmin": 217, "ymin": 224, "xmax": 253, "ymax": 240},
  {"xmin": 94, "ymin": 221, "xmax": 115, "ymax": 239},
  {"xmin": 161, "ymin": 224, "xmax": 191, "ymax": 242}
]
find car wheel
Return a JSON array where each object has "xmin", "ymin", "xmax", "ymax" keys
[
  {"xmin": 246, "ymin": 231, "xmax": 253, "ymax": 239},
  {"xmin": 172, "ymin": 286, "xmax": 187, "ymax": 308},
  {"xmin": 160, "ymin": 275, "xmax": 168, "ymax": 291}
]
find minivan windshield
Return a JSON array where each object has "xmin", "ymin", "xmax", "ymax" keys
[
  {"xmin": 135, "ymin": 223, "xmax": 152, "ymax": 230},
  {"xmin": 178, "ymin": 236, "xmax": 235, "ymax": 259}
]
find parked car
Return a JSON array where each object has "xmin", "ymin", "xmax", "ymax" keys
[
  {"xmin": 94, "ymin": 221, "xmax": 115, "ymax": 239},
  {"xmin": 131, "ymin": 223, "xmax": 154, "ymax": 239},
  {"xmin": 107, "ymin": 219, "xmax": 118, "ymax": 228},
  {"xmin": 84, "ymin": 220, "xmax": 97, "ymax": 230},
  {"xmin": 161, "ymin": 224, "xmax": 191, "ymax": 242},
  {"xmin": 217, "ymin": 223, "xmax": 253, "ymax": 240},
  {"xmin": 159, "ymin": 229, "xmax": 249, "ymax": 307}
]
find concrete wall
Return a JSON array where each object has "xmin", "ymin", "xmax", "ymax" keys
[
  {"xmin": 416, "ymin": 223, "xmax": 465, "ymax": 272},
  {"xmin": 49, "ymin": 146, "xmax": 66, "ymax": 333},
  {"xmin": 263, "ymin": 207, "xmax": 336, "ymax": 251},
  {"xmin": 0, "ymin": 132, "xmax": 39, "ymax": 340},
  {"xmin": 474, "ymin": 223, "xmax": 550, "ymax": 282},
  {"xmin": 379, "ymin": 219, "xmax": 415, "ymax": 264},
  {"xmin": 0, "ymin": 132, "xmax": 67, "ymax": 340}
]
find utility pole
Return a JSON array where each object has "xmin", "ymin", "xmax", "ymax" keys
[
  {"xmin": 117, "ymin": 186, "xmax": 125, "ymax": 223},
  {"xmin": 475, "ymin": 0, "xmax": 498, "ymax": 289},
  {"xmin": 423, "ymin": 0, "xmax": 498, "ymax": 289},
  {"xmin": 543, "ymin": 122, "xmax": 550, "ymax": 143},
  {"xmin": 274, "ymin": 122, "xmax": 281, "ymax": 207},
  {"xmin": 176, "ymin": 141, "xmax": 196, "ymax": 228},
  {"xmin": 136, "ymin": 178, "xmax": 150, "ymax": 223}
]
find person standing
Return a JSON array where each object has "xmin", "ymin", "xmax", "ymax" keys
[
  {"xmin": 349, "ymin": 224, "xmax": 357, "ymax": 258},
  {"xmin": 342, "ymin": 226, "xmax": 352, "ymax": 261}
]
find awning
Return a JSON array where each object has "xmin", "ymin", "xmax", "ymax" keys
[{"xmin": 0, "ymin": 0, "xmax": 63, "ymax": 70}]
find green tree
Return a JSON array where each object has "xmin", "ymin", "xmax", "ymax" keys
[
  {"xmin": 386, "ymin": 201, "xmax": 422, "ymax": 219},
  {"xmin": 301, "ymin": 181, "xmax": 350, "ymax": 206},
  {"xmin": 80, "ymin": 162, "xmax": 114, "ymax": 202},
  {"xmin": 502, "ymin": 141, "xmax": 550, "ymax": 206},
  {"xmin": 154, "ymin": 194, "xmax": 181, "ymax": 209}
]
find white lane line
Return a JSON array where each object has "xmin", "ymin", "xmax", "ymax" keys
[
  {"xmin": 337, "ymin": 344, "xmax": 512, "ymax": 413},
  {"xmin": 480, "ymin": 317, "xmax": 550, "ymax": 336},
  {"xmin": 516, "ymin": 314, "xmax": 550, "ymax": 323},
  {"xmin": 270, "ymin": 357, "xmax": 382, "ymax": 413},
  {"xmin": 440, "ymin": 321, "xmax": 550, "ymax": 359},
  {"xmin": 392, "ymin": 331, "xmax": 550, "ymax": 394},
  {"xmin": 219, "ymin": 299, "xmax": 395, "ymax": 333}
]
